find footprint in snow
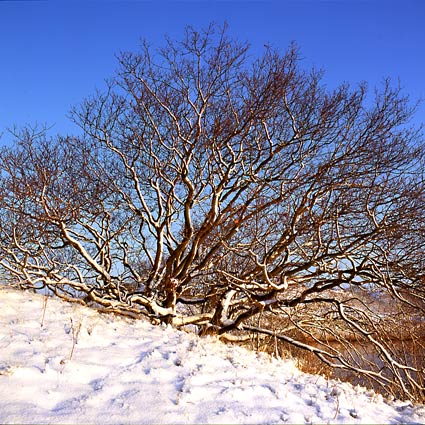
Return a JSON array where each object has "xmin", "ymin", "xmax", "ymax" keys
[
  {"xmin": 53, "ymin": 395, "xmax": 88, "ymax": 413},
  {"xmin": 90, "ymin": 378, "xmax": 104, "ymax": 392}
]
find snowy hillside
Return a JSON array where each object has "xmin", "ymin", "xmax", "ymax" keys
[{"xmin": 0, "ymin": 288, "xmax": 424, "ymax": 424}]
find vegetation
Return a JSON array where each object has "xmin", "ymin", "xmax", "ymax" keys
[{"xmin": 1, "ymin": 25, "xmax": 424, "ymax": 402}]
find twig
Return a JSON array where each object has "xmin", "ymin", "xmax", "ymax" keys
[
  {"xmin": 69, "ymin": 318, "xmax": 81, "ymax": 361},
  {"xmin": 40, "ymin": 295, "xmax": 48, "ymax": 327}
]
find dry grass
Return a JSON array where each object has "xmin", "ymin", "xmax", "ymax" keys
[{"xmin": 239, "ymin": 321, "xmax": 425, "ymax": 403}]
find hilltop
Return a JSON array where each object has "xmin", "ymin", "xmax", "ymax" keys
[{"xmin": 0, "ymin": 288, "xmax": 424, "ymax": 424}]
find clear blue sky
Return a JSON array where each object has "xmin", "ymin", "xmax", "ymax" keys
[{"xmin": 1, "ymin": 0, "xmax": 424, "ymax": 142}]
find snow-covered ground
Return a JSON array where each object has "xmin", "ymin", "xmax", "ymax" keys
[{"xmin": 0, "ymin": 288, "xmax": 424, "ymax": 424}]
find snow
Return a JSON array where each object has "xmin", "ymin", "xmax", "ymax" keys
[{"xmin": 0, "ymin": 288, "xmax": 424, "ymax": 424}]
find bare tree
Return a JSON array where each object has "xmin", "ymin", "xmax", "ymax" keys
[{"xmin": 0, "ymin": 24, "xmax": 424, "ymax": 401}]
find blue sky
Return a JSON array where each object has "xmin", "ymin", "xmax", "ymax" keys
[{"xmin": 0, "ymin": 0, "xmax": 424, "ymax": 141}]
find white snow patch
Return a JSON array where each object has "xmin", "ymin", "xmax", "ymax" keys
[{"xmin": 0, "ymin": 287, "xmax": 424, "ymax": 424}]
